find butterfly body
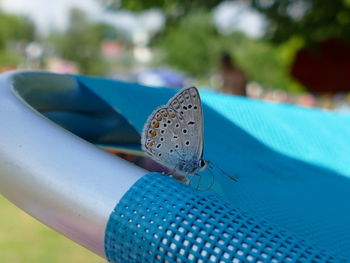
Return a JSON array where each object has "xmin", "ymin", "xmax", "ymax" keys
[{"xmin": 177, "ymin": 157, "xmax": 206, "ymax": 174}]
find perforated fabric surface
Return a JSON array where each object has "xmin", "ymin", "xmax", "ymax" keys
[
  {"xmin": 74, "ymin": 76, "xmax": 350, "ymax": 259},
  {"xmin": 105, "ymin": 173, "xmax": 347, "ymax": 263}
]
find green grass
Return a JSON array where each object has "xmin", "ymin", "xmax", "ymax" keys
[{"xmin": 0, "ymin": 195, "xmax": 106, "ymax": 263}]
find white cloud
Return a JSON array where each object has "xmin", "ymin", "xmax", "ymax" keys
[
  {"xmin": 99, "ymin": 9, "xmax": 165, "ymax": 44},
  {"xmin": 2, "ymin": 0, "xmax": 263, "ymax": 41},
  {"xmin": 213, "ymin": 1, "xmax": 266, "ymax": 38},
  {"xmin": 1, "ymin": 0, "xmax": 102, "ymax": 34},
  {"xmin": 1, "ymin": 0, "xmax": 165, "ymax": 42}
]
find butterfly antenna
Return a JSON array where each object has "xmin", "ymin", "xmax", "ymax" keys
[{"xmin": 207, "ymin": 161, "xmax": 238, "ymax": 182}]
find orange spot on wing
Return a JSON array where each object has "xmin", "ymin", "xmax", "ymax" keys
[
  {"xmin": 156, "ymin": 116, "xmax": 162, "ymax": 121},
  {"xmin": 153, "ymin": 122, "xmax": 159, "ymax": 128},
  {"xmin": 151, "ymin": 130, "xmax": 157, "ymax": 137},
  {"xmin": 170, "ymin": 113, "xmax": 176, "ymax": 118}
]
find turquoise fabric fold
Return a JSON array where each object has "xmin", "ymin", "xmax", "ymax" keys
[{"xmin": 74, "ymin": 75, "xmax": 350, "ymax": 259}]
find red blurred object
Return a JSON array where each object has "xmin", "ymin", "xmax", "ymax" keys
[{"xmin": 291, "ymin": 38, "xmax": 350, "ymax": 94}]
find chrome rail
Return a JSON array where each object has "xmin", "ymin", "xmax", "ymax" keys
[{"xmin": 0, "ymin": 71, "xmax": 146, "ymax": 257}]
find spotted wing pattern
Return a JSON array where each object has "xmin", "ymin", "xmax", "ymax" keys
[{"xmin": 141, "ymin": 87, "xmax": 204, "ymax": 174}]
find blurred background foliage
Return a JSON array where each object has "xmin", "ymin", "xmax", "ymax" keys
[
  {"xmin": 47, "ymin": 9, "xmax": 109, "ymax": 75},
  {"xmin": 251, "ymin": 0, "xmax": 350, "ymax": 44},
  {"xmin": 46, "ymin": 8, "xmax": 130, "ymax": 75},
  {"xmin": 0, "ymin": 11, "xmax": 35, "ymax": 67},
  {"xmin": 155, "ymin": 11, "xmax": 303, "ymax": 91},
  {"xmin": 0, "ymin": 0, "xmax": 349, "ymax": 92},
  {"xmin": 118, "ymin": 0, "xmax": 350, "ymax": 45},
  {"xmin": 0, "ymin": 195, "xmax": 105, "ymax": 263}
]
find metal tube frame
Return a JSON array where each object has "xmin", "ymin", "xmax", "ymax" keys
[{"xmin": 0, "ymin": 70, "xmax": 145, "ymax": 257}]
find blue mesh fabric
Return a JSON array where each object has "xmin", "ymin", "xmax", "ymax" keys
[
  {"xmin": 105, "ymin": 173, "xmax": 347, "ymax": 263},
  {"xmin": 74, "ymin": 76, "xmax": 350, "ymax": 259}
]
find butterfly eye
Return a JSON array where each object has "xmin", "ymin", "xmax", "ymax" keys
[{"xmin": 200, "ymin": 160, "xmax": 206, "ymax": 168}]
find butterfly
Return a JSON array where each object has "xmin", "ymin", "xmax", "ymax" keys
[{"xmin": 141, "ymin": 86, "xmax": 236, "ymax": 183}]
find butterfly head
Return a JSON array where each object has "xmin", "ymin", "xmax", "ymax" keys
[{"xmin": 199, "ymin": 159, "xmax": 207, "ymax": 171}]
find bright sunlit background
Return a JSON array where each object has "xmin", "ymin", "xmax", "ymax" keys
[
  {"xmin": 1, "ymin": 0, "xmax": 350, "ymax": 262},
  {"xmin": 0, "ymin": 0, "xmax": 348, "ymax": 109}
]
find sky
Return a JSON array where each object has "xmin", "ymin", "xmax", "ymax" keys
[
  {"xmin": 213, "ymin": 1, "xmax": 266, "ymax": 38},
  {"xmin": 1, "ymin": 0, "xmax": 265, "ymax": 39}
]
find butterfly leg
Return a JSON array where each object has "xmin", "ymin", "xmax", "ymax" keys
[
  {"xmin": 194, "ymin": 173, "xmax": 202, "ymax": 190},
  {"xmin": 203, "ymin": 169, "xmax": 215, "ymax": 191},
  {"xmin": 183, "ymin": 174, "xmax": 193, "ymax": 186},
  {"xmin": 165, "ymin": 167, "xmax": 176, "ymax": 178},
  {"xmin": 166, "ymin": 167, "xmax": 188, "ymax": 183},
  {"xmin": 189, "ymin": 172, "xmax": 214, "ymax": 192}
]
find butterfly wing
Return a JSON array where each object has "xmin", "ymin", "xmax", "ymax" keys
[
  {"xmin": 167, "ymin": 87, "xmax": 204, "ymax": 162},
  {"xmin": 141, "ymin": 106, "xmax": 183, "ymax": 171},
  {"xmin": 141, "ymin": 87, "xmax": 204, "ymax": 173}
]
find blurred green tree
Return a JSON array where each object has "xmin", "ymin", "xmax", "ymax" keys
[
  {"xmin": 0, "ymin": 13, "xmax": 35, "ymax": 47},
  {"xmin": 157, "ymin": 12, "xmax": 302, "ymax": 92},
  {"xmin": 251, "ymin": 0, "xmax": 350, "ymax": 44},
  {"xmin": 0, "ymin": 11, "xmax": 35, "ymax": 68},
  {"xmin": 227, "ymin": 34, "xmax": 303, "ymax": 92},
  {"xmin": 48, "ymin": 8, "xmax": 125, "ymax": 75},
  {"xmin": 158, "ymin": 12, "xmax": 220, "ymax": 76},
  {"xmin": 106, "ymin": 0, "xmax": 350, "ymax": 44}
]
